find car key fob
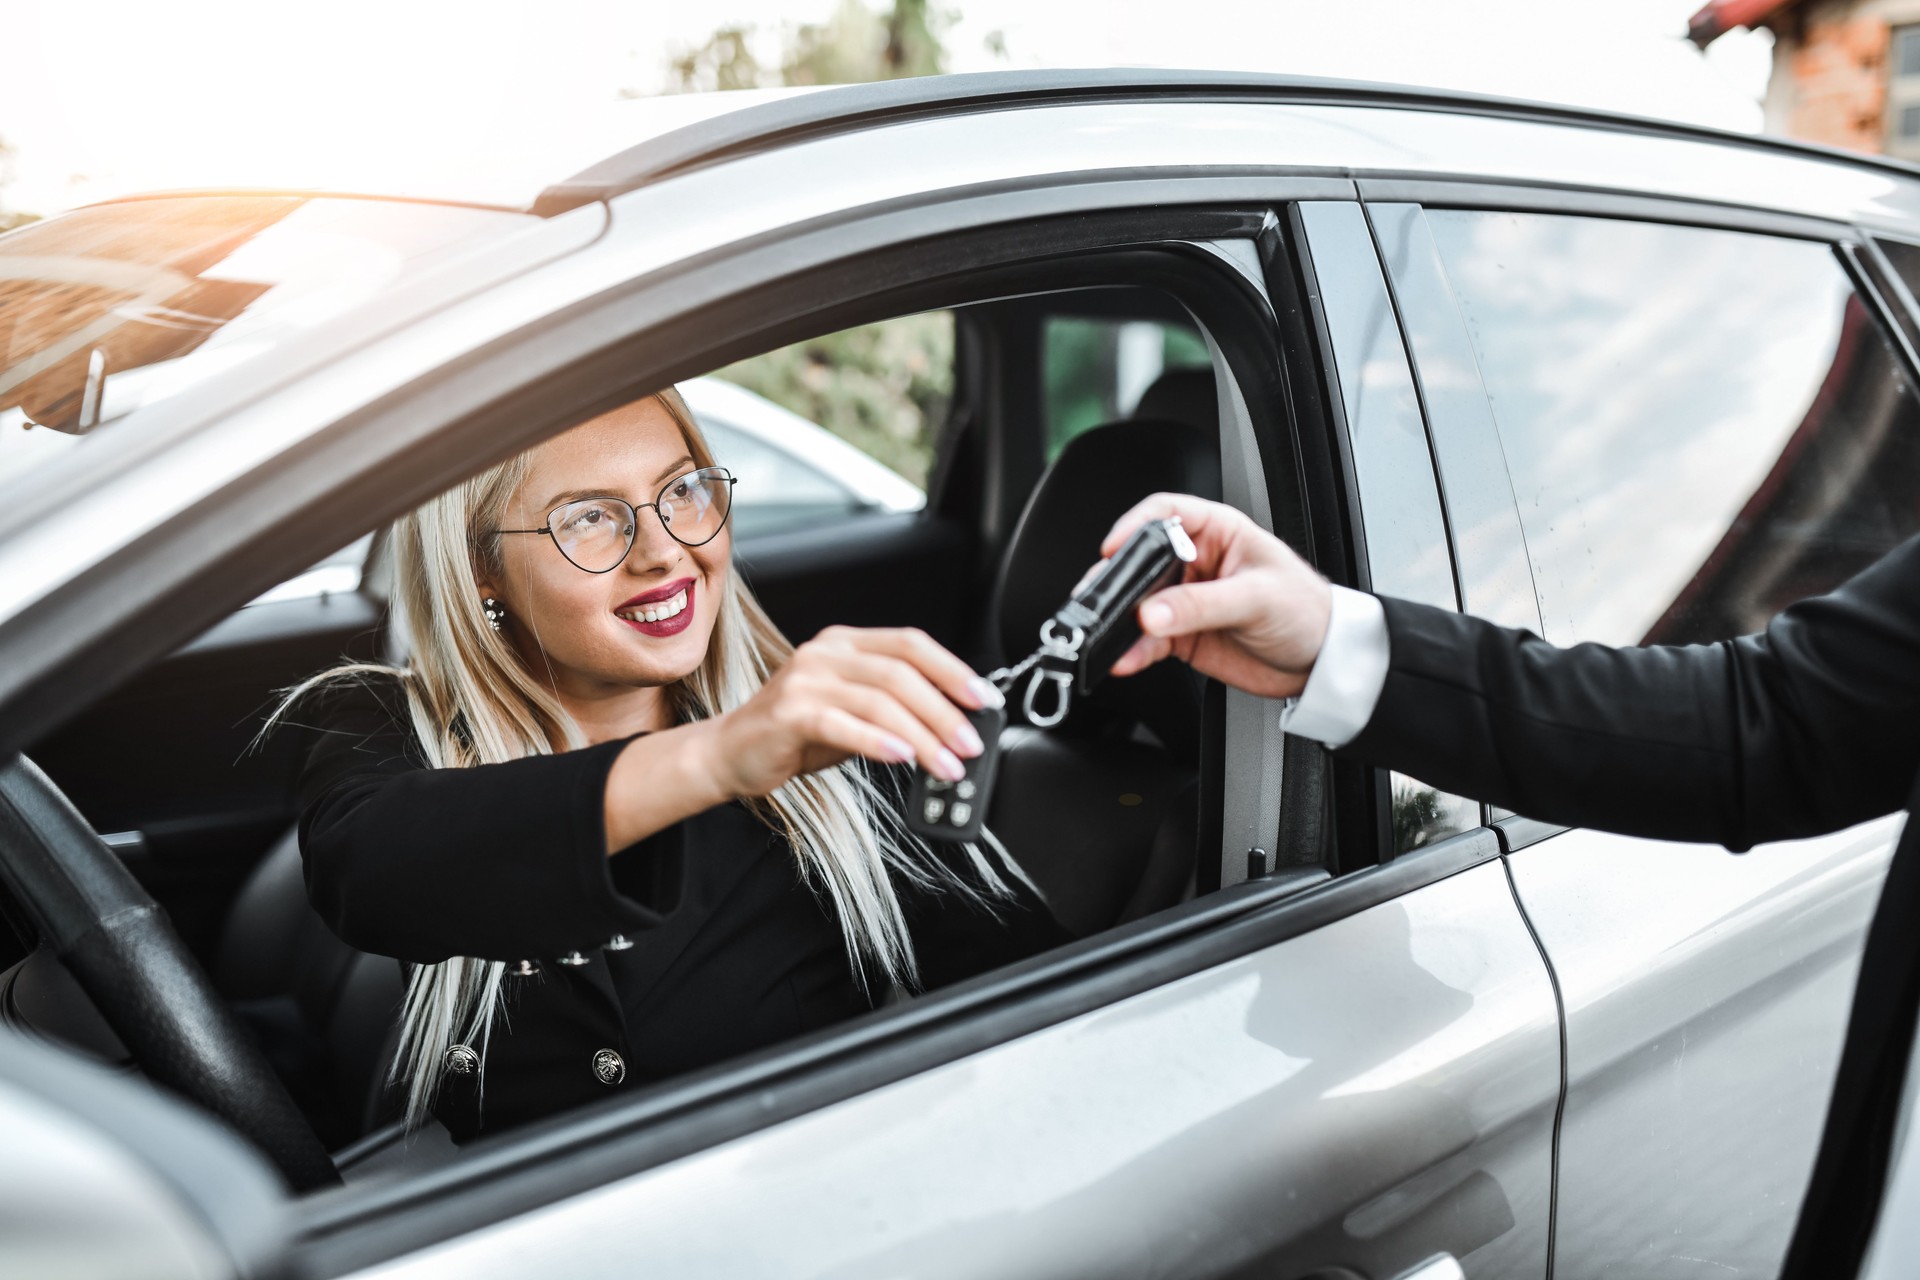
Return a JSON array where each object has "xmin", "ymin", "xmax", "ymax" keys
[
  {"xmin": 1048, "ymin": 516, "xmax": 1198, "ymax": 693},
  {"xmin": 905, "ymin": 701, "xmax": 1007, "ymax": 843}
]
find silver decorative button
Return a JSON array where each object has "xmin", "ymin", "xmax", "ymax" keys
[
  {"xmin": 444, "ymin": 1044, "xmax": 479, "ymax": 1076},
  {"xmin": 509, "ymin": 959, "xmax": 540, "ymax": 977},
  {"xmin": 591, "ymin": 1048, "xmax": 626, "ymax": 1085},
  {"xmin": 949, "ymin": 801, "xmax": 972, "ymax": 827},
  {"xmin": 558, "ymin": 950, "xmax": 590, "ymax": 967},
  {"xmin": 604, "ymin": 934, "xmax": 634, "ymax": 952},
  {"xmin": 923, "ymin": 797, "xmax": 945, "ymax": 823}
]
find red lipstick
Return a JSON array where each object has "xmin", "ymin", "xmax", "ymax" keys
[{"xmin": 614, "ymin": 577, "xmax": 696, "ymax": 638}]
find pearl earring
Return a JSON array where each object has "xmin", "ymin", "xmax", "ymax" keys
[{"xmin": 483, "ymin": 597, "xmax": 506, "ymax": 632}]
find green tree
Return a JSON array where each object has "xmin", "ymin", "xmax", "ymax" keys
[
  {"xmin": 665, "ymin": 0, "xmax": 955, "ymax": 94},
  {"xmin": 712, "ymin": 312, "xmax": 953, "ymax": 487},
  {"xmin": 663, "ymin": 25, "xmax": 764, "ymax": 94},
  {"xmin": 663, "ymin": 2, "xmax": 963, "ymax": 485}
]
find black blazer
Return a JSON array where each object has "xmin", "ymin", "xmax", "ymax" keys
[
  {"xmin": 1338, "ymin": 532, "xmax": 1920, "ymax": 1279},
  {"xmin": 294, "ymin": 679, "xmax": 1067, "ymax": 1142}
]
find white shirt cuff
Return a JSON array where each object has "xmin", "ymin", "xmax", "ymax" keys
[{"xmin": 1278, "ymin": 585, "xmax": 1390, "ymax": 749}]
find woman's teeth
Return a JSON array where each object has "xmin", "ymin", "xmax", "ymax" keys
[{"xmin": 617, "ymin": 589, "xmax": 687, "ymax": 624}]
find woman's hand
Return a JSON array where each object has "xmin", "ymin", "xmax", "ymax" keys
[
  {"xmin": 1101, "ymin": 493, "xmax": 1333, "ymax": 700},
  {"xmin": 698, "ymin": 626, "xmax": 1001, "ymax": 801}
]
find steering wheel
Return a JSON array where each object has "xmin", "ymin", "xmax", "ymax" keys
[{"xmin": 0, "ymin": 755, "xmax": 338, "ymax": 1191}]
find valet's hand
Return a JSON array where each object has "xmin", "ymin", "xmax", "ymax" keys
[
  {"xmin": 1101, "ymin": 494, "xmax": 1332, "ymax": 700},
  {"xmin": 703, "ymin": 626, "xmax": 999, "ymax": 800}
]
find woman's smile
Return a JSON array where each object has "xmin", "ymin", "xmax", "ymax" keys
[{"xmin": 615, "ymin": 577, "xmax": 697, "ymax": 637}]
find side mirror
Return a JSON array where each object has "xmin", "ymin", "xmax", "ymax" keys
[{"xmin": 0, "ymin": 1029, "xmax": 290, "ymax": 1279}]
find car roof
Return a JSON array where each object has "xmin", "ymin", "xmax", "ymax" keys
[
  {"xmin": 531, "ymin": 68, "xmax": 1920, "ymax": 216},
  {"xmin": 69, "ymin": 68, "xmax": 1920, "ymax": 222}
]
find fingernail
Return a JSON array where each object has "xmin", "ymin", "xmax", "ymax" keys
[
  {"xmin": 879, "ymin": 734, "xmax": 915, "ymax": 763},
  {"xmin": 965, "ymin": 676, "xmax": 1005, "ymax": 710},
  {"xmin": 1141, "ymin": 601, "xmax": 1173, "ymax": 633},
  {"xmin": 951, "ymin": 721, "xmax": 984, "ymax": 757},
  {"xmin": 935, "ymin": 748, "xmax": 966, "ymax": 782}
]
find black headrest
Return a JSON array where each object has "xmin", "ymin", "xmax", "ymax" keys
[
  {"xmin": 993, "ymin": 419, "xmax": 1221, "ymax": 756},
  {"xmin": 1131, "ymin": 367, "xmax": 1217, "ymax": 433}
]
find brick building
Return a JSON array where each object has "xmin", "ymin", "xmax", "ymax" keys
[{"xmin": 1690, "ymin": 0, "xmax": 1920, "ymax": 158}]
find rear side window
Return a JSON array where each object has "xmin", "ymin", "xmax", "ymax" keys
[{"xmin": 1427, "ymin": 211, "xmax": 1920, "ymax": 645}]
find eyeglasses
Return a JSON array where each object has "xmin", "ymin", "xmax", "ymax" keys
[{"xmin": 493, "ymin": 467, "xmax": 736, "ymax": 573}]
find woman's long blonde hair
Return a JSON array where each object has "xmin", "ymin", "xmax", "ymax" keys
[{"xmin": 283, "ymin": 388, "xmax": 1026, "ymax": 1130}]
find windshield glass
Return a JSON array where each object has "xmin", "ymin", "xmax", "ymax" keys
[{"xmin": 0, "ymin": 194, "xmax": 530, "ymax": 488}]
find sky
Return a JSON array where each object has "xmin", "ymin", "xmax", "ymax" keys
[{"xmin": 0, "ymin": 0, "xmax": 1775, "ymax": 216}]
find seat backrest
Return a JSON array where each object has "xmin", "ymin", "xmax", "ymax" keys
[
  {"xmin": 984, "ymin": 416, "xmax": 1222, "ymax": 932},
  {"xmin": 215, "ymin": 829, "xmax": 401, "ymax": 1147},
  {"xmin": 1131, "ymin": 366, "xmax": 1217, "ymax": 434},
  {"xmin": 992, "ymin": 417, "xmax": 1222, "ymax": 757}
]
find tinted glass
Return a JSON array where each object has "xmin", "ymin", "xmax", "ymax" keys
[
  {"xmin": 710, "ymin": 312, "xmax": 952, "ymax": 487},
  {"xmin": 0, "ymin": 195, "xmax": 530, "ymax": 490},
  {"xmin": 1042, "ymin": 316, "xmax": 1211, "ymax": 460},
  {"xmin": 697, "ymin": 419, "xmax": 866, "ymax": 539},
  {"xmin": 1428, "ymin": 210, "xmax": 1920, "ymax": 647}
]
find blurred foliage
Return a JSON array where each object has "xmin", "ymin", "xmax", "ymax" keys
[
  {"xmin": 665, "ymin": 26, "xmax": 763, "ymax": 93},
  {"xmin": 666, "ymin": 0, "xmax": 956, "ymax": 93},
  {"xmin": 713, "ymin": 312, "xmax": 954, "ymax": 487},
  {"xmin": 1390, "ymin": 778, "xmax": 1477, "ymax": 856},
  {"xmin": 672, "ymin": 2, "xmax": 968, "ymax": 483},
  {"xmin": 1391, "ymin": 785, "xmax": 1448, "ymax": 854}
]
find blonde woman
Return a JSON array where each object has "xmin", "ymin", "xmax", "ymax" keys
[{"xmin": 291, "ymin": 388, "xmax": 1063, "ymax": 1141}]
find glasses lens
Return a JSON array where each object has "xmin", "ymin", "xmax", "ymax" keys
[
  {"xmin": 548, "ymin": 497, "xmax": 636, "ymax": 572},
  {"xmin": 656, "ymin": 468, "xmax": 733, "ymax": 546}
]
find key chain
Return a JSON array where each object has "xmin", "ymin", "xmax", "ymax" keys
[{"xmin": 906, "ymin": 517, "xmax": 1196, "ymax": 842}]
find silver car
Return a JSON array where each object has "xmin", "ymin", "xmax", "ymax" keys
[{"xmin": 2, "ymin": 69, "xmax": 1918, "ymax": 1280}]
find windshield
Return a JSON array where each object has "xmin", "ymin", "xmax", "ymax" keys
[{"xmin": 0, "ymin": 194, "xmax": 531, "ymax": 489}]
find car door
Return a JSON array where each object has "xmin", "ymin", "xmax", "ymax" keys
[
  {"xmin": 0, "ymin": 106, "xmax": 1562, "ymax": 1279},
  {"xmin": 1367, "ymin": 194, "xmax": 1920, "ymax": 1277},
  {"xmin": 291, "ymin": 192, "xmax": 1560, "ymax": 1279}
]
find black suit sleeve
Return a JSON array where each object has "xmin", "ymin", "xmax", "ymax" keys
[
  {"xmin": 292, "ymin": 677, "xmax": 669, "ymax": 963},
  {"xmin": 1342, "ymin": 533, "xmax": 1920, "ymax": 851}
]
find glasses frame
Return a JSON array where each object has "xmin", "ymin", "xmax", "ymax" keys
[{"xmin": 493, "ymin": 466, "xmax": 737, "ymax": 573}]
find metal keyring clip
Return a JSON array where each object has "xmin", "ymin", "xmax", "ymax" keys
[
  {"xmin": 1022, "ymin": 668, "xmax": 1074, "ymax": 728},
  {"xmin": 1021, "ymin": 618, "xmax": 1085, "ymax": 728}
]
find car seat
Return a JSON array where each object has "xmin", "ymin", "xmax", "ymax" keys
[
  {"xmin": 982, "ymin": 401, "xmax": 1223, "ymax": 937},
  {"xmin": 213, "ymin": 830, "xmax": 403, "ymax": 1148}
]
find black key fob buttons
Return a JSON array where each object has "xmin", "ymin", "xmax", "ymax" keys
[{"xmin": 906, "ymin": 702, "xmax": 1007, "ymax": 843}]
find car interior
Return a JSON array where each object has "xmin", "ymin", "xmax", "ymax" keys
[{"xmin": 0, "ymin": 282, "xmax": 1255, "ymax": 1173}]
